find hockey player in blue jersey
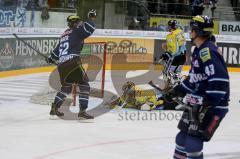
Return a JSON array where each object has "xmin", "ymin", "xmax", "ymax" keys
[
  {"xmin": 46, "ymin": 9, "xmax": 97, "ymax": 120},
  {"xmin": 167, "ymin": 15, "xmax": 230, "ymax": 159}
]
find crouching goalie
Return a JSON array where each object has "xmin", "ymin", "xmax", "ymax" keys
[{"xmin": 110, "ymin": 81, "xmax": 164, "ymax": 110}]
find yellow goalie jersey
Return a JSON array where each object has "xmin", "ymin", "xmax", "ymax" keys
[
  {"xmin": 111, "ymin": 83, "xmax": 163, "ymax": 110},
  {"xmin": 166, "ymin": 28, "xmax": 186, "ymax": 56}
]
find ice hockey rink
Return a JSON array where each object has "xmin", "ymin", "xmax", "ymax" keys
[{"xmin": 0, "ymin": 71, "xmax": 240, "ymax": 159}]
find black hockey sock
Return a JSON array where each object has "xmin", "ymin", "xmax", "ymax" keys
[
  {"xmin": 79, "ymin": 83, "xmax": 90, "ymax": 111},
  {"xmin": 174, "ymin": 144, "xmax": 187, "ymax": 159},
  {"xmin": 79, "ymin": 93, "xmax": 89, "ymax": 111},
  {"xmin": 54, "ymin": 92, "xmax": 67, "ymax": 108}
]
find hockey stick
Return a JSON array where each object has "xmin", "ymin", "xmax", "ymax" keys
[
  {"xmin": 149, "ymin": 81, "xmax": 207, "ymax": 123},
  {"xmin": 148, "ymin": 80, "xmax": 195, "ymax": 111},
  {"xmin": 12, "ymin": 33, "xmax": 58, "ymax": 65},
  {"xmin": 104, "ymin": 95, "xmax": 128, "ymax": 110},
  {"xmin": 148, "ymin": 80, "xmax": 179, "ymax": 105},
  {"xmin": 148, "ymin": 80, "xmax": 164, "ymax": 92},
  {"xmin": 117, "ymin": 98, "xmax": 128, "ymax": 110}
]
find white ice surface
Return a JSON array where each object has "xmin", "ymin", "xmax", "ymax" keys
[{"xmin": 0, "ymin": 71, "xmax": 240, "ymax": 159}]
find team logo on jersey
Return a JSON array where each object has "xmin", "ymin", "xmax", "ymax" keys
[
  {"xmin": 0, "ymin": 41, "xmax": 14, "ymax": 69},
  {"xmin": 200, "ymin": 47, "xmax": 211, "ymax": 62},
  {"xmin": 192, "ymin": 59, "xmax": 199, "ymax": 67}
]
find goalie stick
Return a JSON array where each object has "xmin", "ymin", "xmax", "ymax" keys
[
  {"xmin": 103, "ymin": 95, "xmax": 128, "ymax": 111},
  {"xmin": 12, "ymin": 33, "xmax": 58, "ymax": 65},
  {"xmin": 117, "ymin": 96, "xmax": 129, "ymax": 110},
  {"xmin": 148, "ymin": 80, "xmax": 173, "ymax": 99},
  {"xmin": 148, "ymin": 80, "xmax": 206, "ymax": 123},
  {"xmin": 148, "ymin": 80, "xmax": 184, "ymax": 109},
  {"xmin": 148, "ymin": 80, "xmax": 165, "ymax": 92}
]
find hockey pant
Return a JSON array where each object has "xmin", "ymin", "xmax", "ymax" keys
[{"xmin": 53, "ymin": 57, "xmax": 90, "ymax": 111}]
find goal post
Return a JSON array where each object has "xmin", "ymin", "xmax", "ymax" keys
[{"xmin": 83, "ymin": 42, "xmax": 107, "ymax": 98}]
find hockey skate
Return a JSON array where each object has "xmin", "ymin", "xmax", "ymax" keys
[
  {"xmin": 49, "ymin": 103, "xmax": 64, "ymax": 120},
  {"xmin": 78, "ymin": 111, "xmax": 94, "ymax": 122}
]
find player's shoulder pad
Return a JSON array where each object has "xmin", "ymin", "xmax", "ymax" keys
[{"xmin": 199, "ymin": 47, "xmax": 211, "ymax": 62}]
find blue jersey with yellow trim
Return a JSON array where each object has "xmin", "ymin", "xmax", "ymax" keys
[
  {"xmin": 50, "ymin": 19, "xmax": 96, "ymax": 64},
  {"xmin": 178, "ymin": 40, "xmax": 229, "ymax": 116}
]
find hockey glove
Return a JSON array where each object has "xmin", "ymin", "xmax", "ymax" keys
[
  {"xmin": 183, "ymin": 94, "xmax": 203, "ymax": 106},
  {"xmin": 162, "ymin": 84, "xmax": 186, "ymax": 104},
  {"xmin": 165, "ymin": 84, "xmax": 186, "ymax": 99},
  {"xmin": 182, "ymin": 93, "xmax": 211, "ymax": 107},
  {"xmin": 88, "ymin": 9, "xmax": 97, "ymax": 19}
]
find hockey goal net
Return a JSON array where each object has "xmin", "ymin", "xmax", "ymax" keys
[{"xmin": 30, "ymin": 42, "xmax": 107, "ymax": 105}]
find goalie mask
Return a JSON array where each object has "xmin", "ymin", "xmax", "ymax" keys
[{"xmin": 122, "ymin": 81, "xmax": 135, "ymax": 95}]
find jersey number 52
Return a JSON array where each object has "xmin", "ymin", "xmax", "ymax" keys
[{"xmin": 59, "ymin": 42, "xmax": 69, "ymax": 56}]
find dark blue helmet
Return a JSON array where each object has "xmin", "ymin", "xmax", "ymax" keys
[
  {"xmin": 168, "ymin": 20, "xmax": 178, "ymax": 30},
  {"xmin": 190, "ymin": 15, "xmax": 214, "ymax": 37}
]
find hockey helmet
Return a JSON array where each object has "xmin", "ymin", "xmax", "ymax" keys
[
  {"xmin": 168, "ymin": 19, "xmax": 178, "ymax": 31},
  {"xmin": 67, "ymin": 15, "xmax": 80, "ymax": 28},
  {"xmin": 122, "ymin": 81, "xmax": 135, "ymax": 94},
  {"xmin": 190, "ymin": 15, "xmax": 214, "ymax": 38},
  {"xmin": 210, "ymin": 35, "xmax": 216, "ymax": 43}
]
